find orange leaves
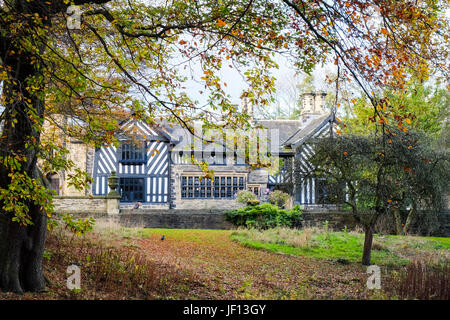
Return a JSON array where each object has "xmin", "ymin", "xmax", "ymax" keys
[
  {"xmin": 179, "ymin": 40, "xmax": 187, "ymax": 45},
  {"xmin": 404, "ymin": 118, "xmax": 411, "ymax": 125},
  {"xmin": 378, "ymin": 115, "xmax": 388, "ymax": 124},
  {"xmin": 216, "ymin": 19, "xmax": 226, "ymax": 27},
  {"xmin": 380, "ymin": 27, "xmax": 388, "ymax": 35}
]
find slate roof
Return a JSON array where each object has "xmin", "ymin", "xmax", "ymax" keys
[
  {"xmin": 283, "ymin": 113, "xmax": 335, "ymax": 148},
  {"xmin": 146, "ymin": 112, "xmax": 335, "ymax": 153},
  {"xmin": 255, "ymin": 120, "xmax": 303, "ymax": 146}
]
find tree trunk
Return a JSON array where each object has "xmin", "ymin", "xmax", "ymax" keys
[
  {"xmin": 0, "ymin": 96, "xmax": 48, "ymax": 294},
  {"xmin": 0, "ymin": 18, "xmax": 48, "ymax": 292},
  {"xmin": 362, "ymin": 226, "xmax": 374, "ymax": 266},
  {"xmin": 393, "ymin": 209, "xmax": 403, "ymax": 235},
  {"xmin": 403, "ymin": 207, "xmax": 416, "ymax": 234},
  {"xmin": 0, "ymin": 202, "xmax": 47, "ymax": 294}
]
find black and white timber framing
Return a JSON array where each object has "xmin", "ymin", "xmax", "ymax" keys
[
  {"xmin": 92, "ymin": 110, "xmax": 337, "ymax": 206},
  {"xmin": 92, "ymin": 118, "xmax": 171, "ymax": 203}
]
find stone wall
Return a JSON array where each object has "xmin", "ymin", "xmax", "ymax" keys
[
  {"xmin": 53, "ymin": 196, "xmax": 120, "ymax": 215},
  {"xmin": 301, "ymin": 211, "xmax": 359, "ymax": 230},
  {"xmin": 116, "ymin": 210, "xmax": 234, "ymax": 229},
  {"xmin": 62, "ymin": 140, "xmax": 93, "ymax": 197},
  {"xmin": 55, "ymin": 198, "xmax": 450, "ymax": 236},
  {"xmin": 120, "ymin": 203, "xmax": 170, "ymax": 210},
  {"xmin": 53, "ymin": 196, "xmax": 107, "ymax": 214}
]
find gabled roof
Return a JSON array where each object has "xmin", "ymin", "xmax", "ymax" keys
[
  {"xmin": 116, "ymin": 111, "xmax": 335, "ymax": 153},
  {"xmin": 118, "ymin": 118, "xmax": 174, "ymax": 142},
  {"xmin": 282, "ymin": 112, "xmax": 336, "ymax": 149}
]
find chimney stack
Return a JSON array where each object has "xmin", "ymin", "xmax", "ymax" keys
[
  {"xmin": 301, "ymin": 92, "xmax": 327, "ymax": 117},
  {"xmin": 301, "ymin": 92, "xmax": 315, "ymax": 115},
  {"xmin": 241, "ymin": 97, "xmax": 254, "ymax": 120},
  {"xmin": 314, "ymin": 91, "xmax": 326, "ymax": 114}
]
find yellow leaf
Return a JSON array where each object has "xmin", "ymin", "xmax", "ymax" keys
[{"xmin": 404, "ymin": 118, "xmax": 411, "ymax": 124}]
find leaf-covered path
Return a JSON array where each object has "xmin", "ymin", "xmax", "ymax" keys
[{"xmin": 137, "ymin": 229, "xmax": 370, "ymax": 299}]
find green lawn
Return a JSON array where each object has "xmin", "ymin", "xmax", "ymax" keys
[{"xmin": 231, "ymin": 228, "xmax": 450, "ymax": 266}]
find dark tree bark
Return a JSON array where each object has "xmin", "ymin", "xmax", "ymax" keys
[
  {"xmin": 0, "ymin": 198, "xmax": 48, "ymax": 294},
  {"xmin": 0, "ymin": 3, "xmax": 48, "ymax": 292},
  {"xmin": 0, "ymin": 0, "xmax": 117, "ymax": 294},
  {"xmin": 0, "ymin": 92, "xmax": 48, "ymax": 293},
  {"xmin": 362, "ymin": 225, "xmax": 374, "ymax": 266},
  {"xmin": 0, "ymin": 71, "xmax": 48, "ymax": 293}
]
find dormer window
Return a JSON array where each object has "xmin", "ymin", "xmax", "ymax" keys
[{"xmin": 120, "ymin": 142, "xmax": 146, "ymax": 164}]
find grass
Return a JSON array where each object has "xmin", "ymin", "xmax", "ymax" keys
[
  {"xmin": 1, "ymin": 220, "xmax": 447, "ymax": 300},
  {"xmin": 231, "ymin": 227, "xmax": 449, "ymax": 267}
]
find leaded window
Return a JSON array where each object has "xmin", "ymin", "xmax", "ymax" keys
[
  {"xmin": 119, "ymin": 178, "xmax": 145, "ymax": 202},
  {"xmin": 120, "ymin": 142, "xmax": 146, "ymax": 164},
  {"xmin": 181, "ymin": 175, "xmax": 245, "ymax": 199}
]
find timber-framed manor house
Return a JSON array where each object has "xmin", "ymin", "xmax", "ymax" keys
[{"xmin": 47, "ymin": 92, "xmax": 337, "ymax": 212}]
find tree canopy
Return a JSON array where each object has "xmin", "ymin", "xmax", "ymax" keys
[
  {"xmin": 0, "ymin": 0, "xmax": 448, "ymax": 293},
  {"xmin": 301, "ymin": 129, "xmax": 449, "ymax": 264}
]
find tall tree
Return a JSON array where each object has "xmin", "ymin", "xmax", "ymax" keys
[
  {"xmin": 0, "ymin": 0, "xmax": 289, "ymax": 294},
  {"xmin": 340, "ymin": 78, "xmax": 449, "ymax": 137},
  {"xmin": 0, "ymin": 0, "xmax": 447, "ymax": 293},
  {"xmin": 303, "ymin": 131, "xmax": 449, "ymax": 265}
]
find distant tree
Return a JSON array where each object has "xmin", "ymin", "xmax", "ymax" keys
[
  {"xmin": 300, "ymin": 130, "xmax": 450, "ymax": 265},
  {"xmin": 338, "ymin": 78, "xmax": 449, "ymax": 136}
]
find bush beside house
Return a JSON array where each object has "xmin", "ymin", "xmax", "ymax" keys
[
  {"xmin": 268, "ymin": 190, "xmax": 291, "ymax": 208},
  {"xmin": 225, "ymin": 203, "xmax": 302, "ymax": 229}
]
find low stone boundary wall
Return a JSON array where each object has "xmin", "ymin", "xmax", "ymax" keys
[
  {"xmin": 117, "ymin": 210, "xmax": 235, "ymax": 230},
  {"xmin": 53, "ymin": 196, "xmax": 120, "ymax": 215},
  {"xmin": 61, "ymin": 207, "xmax": 450, "ymax": 236},
  {"xmin": 301, "ymin": 211, "xmax": 359, "ymax": 230},
  {"xmin": 302, "ymin": 210, "xmax": 450, "ymax": 237}
]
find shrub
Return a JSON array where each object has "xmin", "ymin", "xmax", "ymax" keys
[
  {"xmin": 225, "ymin": 203, "xmax": 302, "ymax": 229},
  {"xmin": 247, "ymin": 199, "xmax": 260, "ymax": 206},
  {"xmin": 268, "ymin": 190, "xmax": 290, "ymax": 208},
  {"xmin": 236, "ymin": 190, "xmax": 257, "ymax": 204},
  {"xmin": 61, "ymin": 213, "xmax": 95, "ymax": 236}
]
